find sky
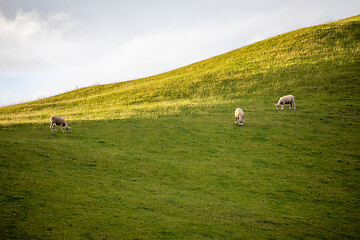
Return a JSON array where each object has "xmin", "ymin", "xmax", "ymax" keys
[{"xmin": 0, "ymin": 0, "xmax": 359, "ymax": 107}]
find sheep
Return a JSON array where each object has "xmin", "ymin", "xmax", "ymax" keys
[
  {"xmin": 50, "ymin": 116, "xmax": 71, "ymax": 132},
  {"xmin": 235, "ymin": 108, "xmax": 244, "ymax": 125},
  {"xmin": 276, "ymin": 95, "xmax": 295, "ymax": 110}
]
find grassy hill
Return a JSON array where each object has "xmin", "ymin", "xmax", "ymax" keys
[
  {"xmin": 1, "ymin": 15, "xmax": 359, "ymax": 123},
  {"xmin": 1, "ymin": 15, "xmax": 359, "ymax": 239}
]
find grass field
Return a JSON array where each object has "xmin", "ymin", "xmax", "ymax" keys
[{"xmin": 1, "ymin": 16, "xmax": 360, "ymax": 239}]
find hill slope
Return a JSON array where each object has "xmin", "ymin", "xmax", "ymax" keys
[
  {"xmin": 1, "ymin": 15, "xmax": 359, "ymax": 123},
  {"xmin": 0, "ymin": 16, "xmax": 359, "ymax": 239}
]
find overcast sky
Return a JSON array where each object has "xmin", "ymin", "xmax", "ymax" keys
[{"xmin": 0, "ymin": 0, "xmax": 359, "ymax": 106}]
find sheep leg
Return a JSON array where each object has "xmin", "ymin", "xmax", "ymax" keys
[
  {"xmin": 293, "ymin": 101, "xmax": 295, "ymax": 109},
  {"xmin": 61, "ymin": 125, "xmax": 64, "ymax": 132},
  {"xmin": 289, "ymin": 103, "xmax": 292, "ymax": 110},
  {"xmin": 281, "ymin": 104, "xmax": 284, "ymax": 110},
  {"xmin": 235, "ymin": 117, "xmax": 237, "ymax": 124},
  {"xmin": 50, "ymin": 122, "xmax": 57, "ymax": 131}
]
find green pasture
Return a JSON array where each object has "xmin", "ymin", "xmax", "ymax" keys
[
  {"xmin": 1, "ymin": 97, "xmax": 359, "ymax": 239},
  {"xmin": 1, "ymin": 15, "xmax": 359, "ymax": 239}
]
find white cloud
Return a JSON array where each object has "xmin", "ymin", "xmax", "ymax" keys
[
  {"xmin": 0, "ymin": 9, "xmax": 82, "ymax": 105},
  {"xmin": 0, "ymin": 9, "xmax": 78, "ymax": 69}
]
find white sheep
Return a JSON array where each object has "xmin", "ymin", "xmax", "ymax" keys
[
  {"xmin": 235, "ymin": 108, "xmax": 244, "ymax": 125},
  {"xmin": 50, "ymin": 116, "xmax": 71, "ymax": 132},
  {"xmin": 276, "ymin": 95, "xmax": 295, "ymax": 110}
]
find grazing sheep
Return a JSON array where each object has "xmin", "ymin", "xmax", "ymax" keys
[
  {"xmin": 50, "ymin": 116, "xmax": 71, "ymax": 132},
  {"xmin": 235, "ymin": 108, "xmax": 244, "ymax": 125},
  {"xmin": 276, "ymin": 95, "xmax": 295, "ymax": 110}
]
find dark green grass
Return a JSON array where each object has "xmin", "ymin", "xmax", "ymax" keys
[{"xmin": 1, "ymin": 97, "xmax": 359, "ymax": 239}]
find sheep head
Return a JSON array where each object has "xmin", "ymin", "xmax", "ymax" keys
[{"xmin": 65, "ymin": 126, "xmax": 71, "ymax": 132}]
